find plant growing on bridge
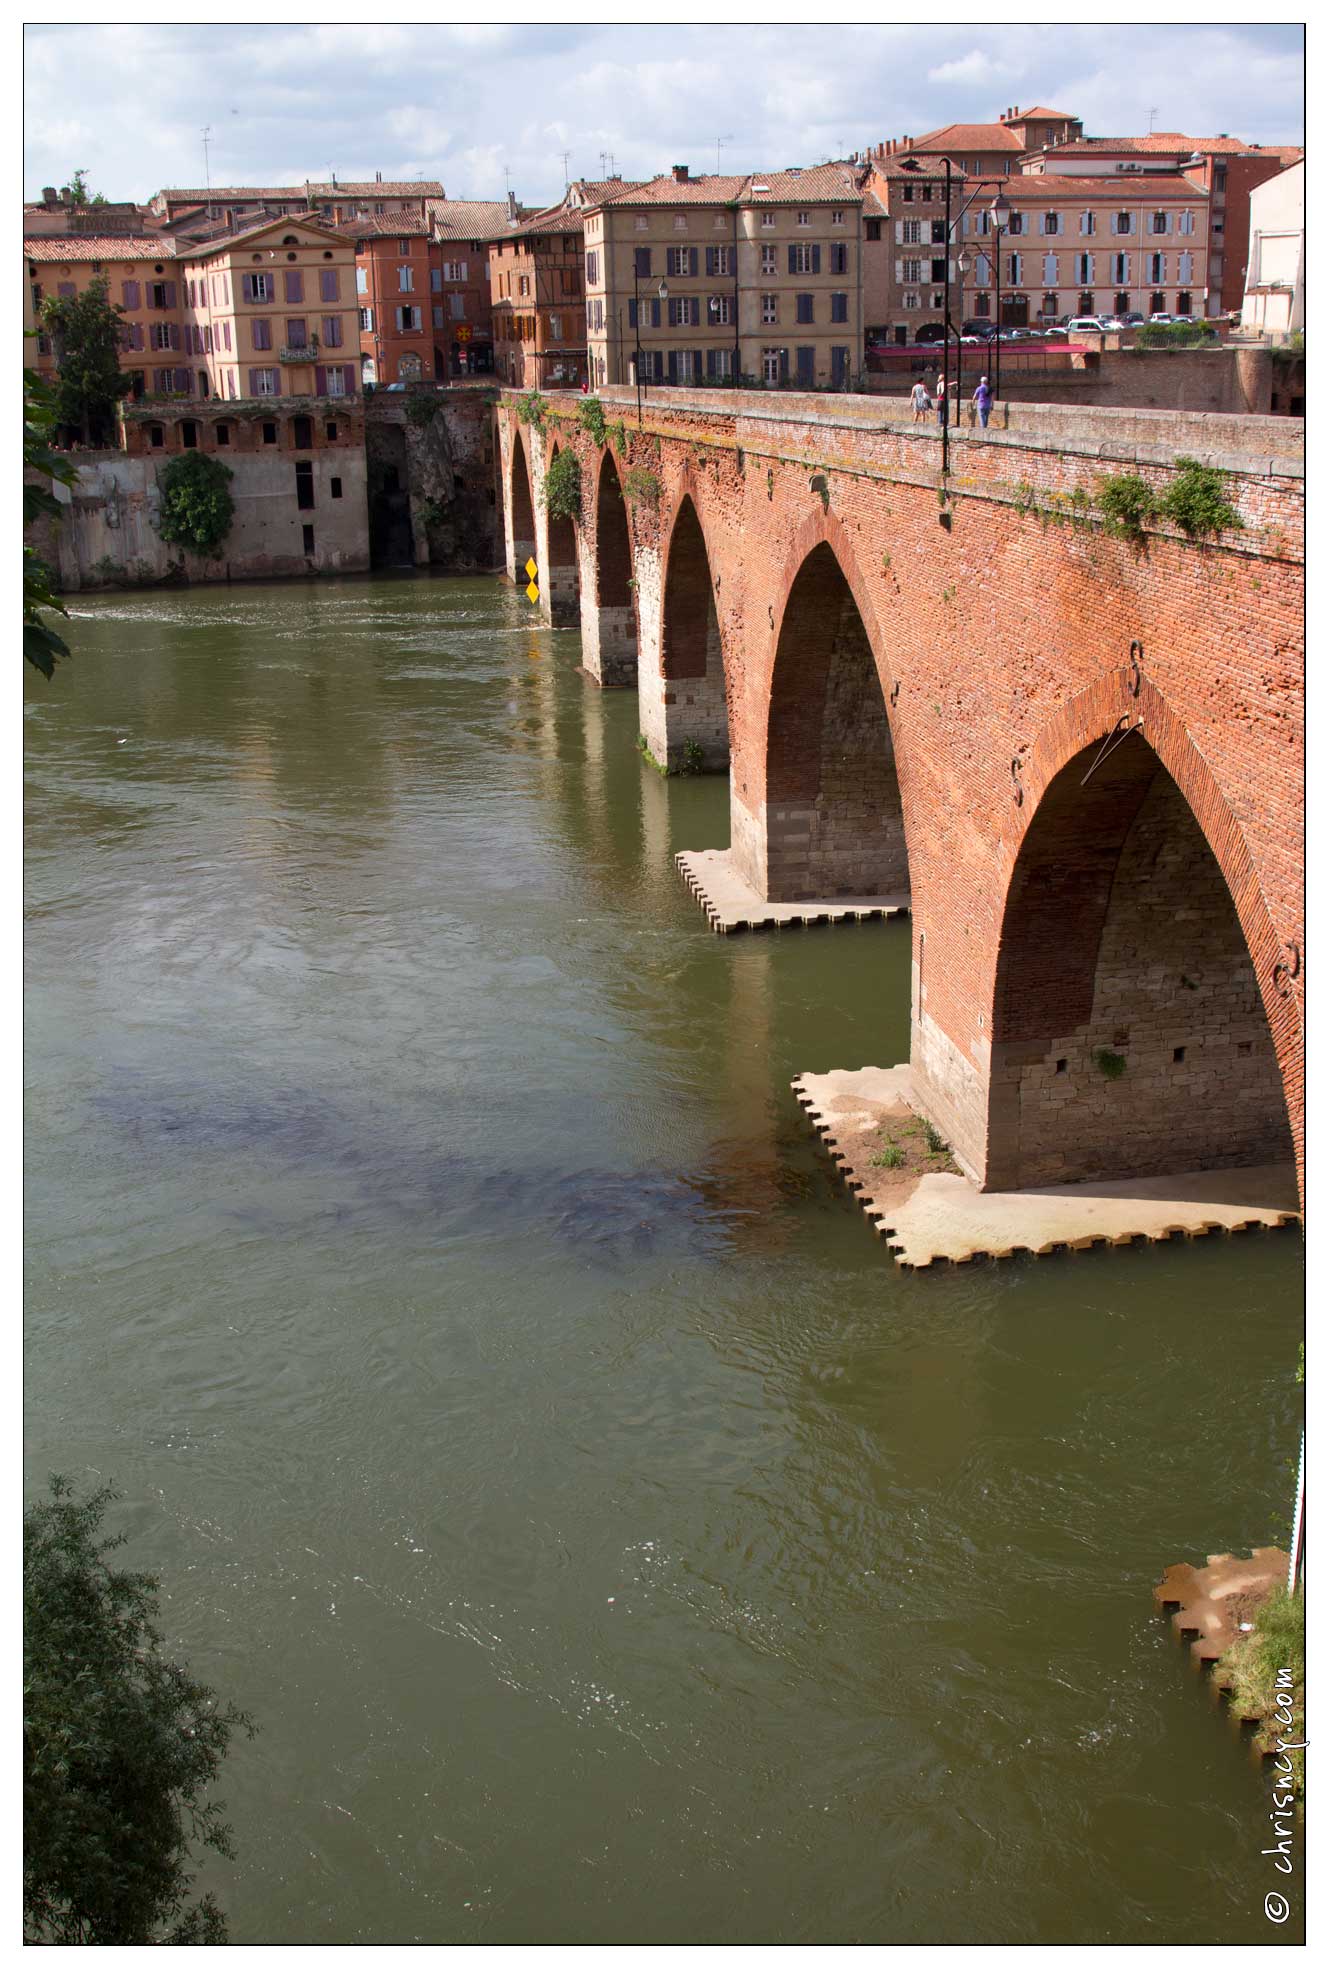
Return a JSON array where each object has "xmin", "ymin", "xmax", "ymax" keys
[
  {"xmin": 577, "ymin": 396, "xmax": 607, "ymax": 447},
  {"xmin": 1093, "ymin": 1047, "xmax": 1127, "ymax": 1079},
  {"xmin": 610, "ymin": 420, "xmax": 628, "ymax": 457},
  {"xmin": 623, "ymin": 465, "xmax": 660, "ymax": 506},
  {"xmin": 24, "ymin": 1475, "xmax": 255, "ymax": 1943},
  {"xmin": 871, "ymin": 1141, "xmax": 906, "ymax": 1169},
  {"xmin": 679, "ymin": 739, "xmax": 704, "ymax": 775},
  {"xmin": 404, "ymin": 391, "xmax": 439, "ymax": 428},
  {"xmin": 1096, "ymin": 471, "xmax": 1158, "ymax": 542},
  {"xmin": 153, "ymin": 452, "xmax": 235, "ymax": 559},
  {"xmin": 542, "ymin": 448, "xmax": 581, "ymax": 522},
  {"xmin": 515, "ymin": 389, "xmax": 549, "ymax": 430},
  {"xmin": 1156, "ymin": 457, "xmax": 1244, "ymax": 540}
]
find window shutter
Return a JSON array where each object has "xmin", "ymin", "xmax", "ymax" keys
[
  {"xmin": 694, "ymin": 348, "xmax": 703, "ymax": 380},
  {"xmin": 667, "ymin": 348, "xmax": 678, "ymax": 383},
  {"xmin": 705, "ymin": 247, "xmax": 716, "ymax": 276},
  {"xmin": 779, "ymin": 348, "xmax": 789, "ymax": 381},
  {"xmin": 164, "ymin": 281, "xmax": 177, "ymax": 308},
  {"xmin": 123, "ymin": 280, "xmax": 139, "ymax": 309},
  {"xmin": 242, "ymin": 274, "xmax": 252, "ymax": 302},
  {"xmin": 174, "ymin": 368, "xmax": 190, "ymax": 393},
  {"xmin": 706, "ymin": 346, "xmax": 716, "ymax": 378},
  {"xmin": 811, "ymin": 244, "xmax": 821, "ymax": 274},
  {"xmin": 689, "ymin": 248, "xmax": 698, "ymax": 275},
  {"xmin": 248, "ymin": 369, "xmax": 260, "ymax": 395},
  {"xmin": 895, "ymin": 258, "xmax": 903, "ymax": 282},
  {"xmin": 787, "ymin": 244, "xmax": 797, "ymax": 274},
  {"xmin": 315, "ymin": 365, "xmax": 327, "ymax": 396},
  {"xmin": 628, "ymin": 298, "xmax": 638, "ymax": 327},
  {"xmin": 651, "ymin": 299, "xmax": 661, "ymax": 328}
]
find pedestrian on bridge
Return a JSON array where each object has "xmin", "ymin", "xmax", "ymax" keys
[
  {"xmin": 935, "ymin": 373, "xmax": 949, "ymax": 427},
  {"xmin": 909, "ymin": 379, "xmax": 931, "ymax": 423},
  {"xmin": 973, "ymin": 376, "xmax": 993, "ymax": 429}
]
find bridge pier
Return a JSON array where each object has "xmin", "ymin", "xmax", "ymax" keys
[
  {"xmin": 639, "ymin": 496, "xmax": 729, "ymax": 772},
  {"xmin": 579, "ymin": 451, "xmax": 638, "ymax": 686}
]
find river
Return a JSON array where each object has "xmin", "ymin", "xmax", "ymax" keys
[{"xmin": 23, "ymin": 573, "xmax": 1303, "ymax": 1944}]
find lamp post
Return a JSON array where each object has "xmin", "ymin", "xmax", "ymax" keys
[
  {"xmin": 990, "ymin": 189, "xmax": 1011, "ymax": 401},
  {"xmin": 657, "ymin": 278, "xmax": 669, "ymax": 387},
  {"xmin": 955, "ymin": 248, "xmax": 970, "ymax": 426},
  {"xmin": 633, "ymin": 263, "xmax": 644, "ymax": 426}
]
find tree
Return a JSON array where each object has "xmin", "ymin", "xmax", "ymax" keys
[
  {"xmin": 24, "ymin": 1475, "xmax": 255, "ymax": 1944},
  {"xmin": 40, "ymin": 275, "xmax": 131, "ymax": 446},
  {"xmin": 155, "ymin": 451, "xmax": 236, "ymax": 559},
  {"xmin": 24, "ymin": 364, "xmax": 76, "ymax": 678},
  {"xmin": 63, "ymin": 168, "xmax": 107, "ymax": 209}
]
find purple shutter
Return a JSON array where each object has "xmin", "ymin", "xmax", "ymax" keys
[
  {"xmin": 286, "ymin": 269, "xmax": 303, "ymax": 302},
  {"xmin": 694, "ymin": 348, "xmax": 703, "ymax": 380},
  {"xmin": 320, "ymin": 268, "xmax": 338, "ymax": 301},
  {"xmin": 343, "ymin": 363, "xmax": 356, "ymax": 395},
  {"xmin": 705, "ymin": 246, "xmax": 716, "ymax": 276},
  {"xmin": 315, "ymin": 365, "xmax": 327, "ymax": 396},
  {"xmin": 242, "ymin": 274, "xmax": 253, "ymax": 303},
  {"xmin": 123, "ymin": 279, "xmax": 140, "ymax": 309},
  {"xmin": 223, "ymin": 320, "xmax": 231, "ymax": 350},
  {"xmin": 164, "ymin": 281, "xmax": 177, "ymax": 308},
  {"xmin": 667, "ymin": 348, "xmax": 678, "ymax": 383},
  {"xmin": 788, "ymin": 244, "xmax": 797, "ymax": 274},
  {"xmin": 811, "ymin": 245, "xmax": 821, "ymax": 274},
  {"xmin": 248, "ymin": 367, "xmax": 261, "ymax": 394}
]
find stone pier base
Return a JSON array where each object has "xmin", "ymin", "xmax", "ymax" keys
[
  {"xmin": 677, "ymin": 849, "xmax": 909, "ymax": 934},
  {"xmin": 793, "ymin": 1063, "xmax": 1301, "ymax": 1269}
]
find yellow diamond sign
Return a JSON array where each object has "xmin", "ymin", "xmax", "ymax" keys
[
  {"xmin": 525, "ymin": 580, "xmax": 539, "ymax": 603},
  {"xmin": 525, "ymin": 557, "xmax": 538, "ymax": 580}
]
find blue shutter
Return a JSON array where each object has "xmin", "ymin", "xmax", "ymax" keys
[
  {"xmin": 787, "ymin": 244, "xmax": 797, "ymax": 274},
  {"xmin": 651, "ymin": 299, "xmax": 661, "ymax": 328},
  {"xmin": 811, "ymin": 245, "xmax": 821, "ymax": 274},
  {"xmin": 689, "ymin": 247, "xmax": 699, "ymax": 276},
  {"xmin": 635, "ymin": 247, "xmax": 650, "ymax": 277},
  {"xmin": 667, "ymin": 349, "xmax": 678, "ymax": 383},
  {"xmin": 628, "ymin": 298, "xmax": 638, "ymax": 328},
  {"xmin": 706, "ymin": 347, "xmax": 717, "ymax": 378},
  {"xmin": 694, "ymin": 348, "xmax": 703, "ymax": 381},
  {"xmin": 705, "ymin": 247, "xmax": 716, "ymax": 276},
  {"xmin": 780, "ymin": 348, "xmax": 789, "ymax": 381}
]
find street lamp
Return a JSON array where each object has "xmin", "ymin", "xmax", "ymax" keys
[
  {"xmin": 955, "ymin": 248, "xmax": 971, "ymax": 419},
  {"xmin": 990, "ymin": 190, "xmax": 1011, "ymax": 401}
]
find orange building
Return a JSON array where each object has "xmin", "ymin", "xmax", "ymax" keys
[
  {"xmin": 25, "ymin": 235, "xmax": 186, "ymax": 397},
  {"xmin": 349, "ymin": 217, "xmax": 437, "ymax": 385},
  {"xmin": 489, "ymin": 205, "xmax": 591, "ymax": 389}
]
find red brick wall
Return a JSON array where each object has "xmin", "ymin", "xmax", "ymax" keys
[{"xmin": 498, "ymin": 388, "xmax": 1304, "ymax": 1192}]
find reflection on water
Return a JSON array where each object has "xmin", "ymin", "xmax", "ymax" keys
[{"xmin": 25, "ymin": 575, "xmax": 1302, "ymax": 1945}]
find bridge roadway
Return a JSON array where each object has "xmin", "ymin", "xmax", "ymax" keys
[{"xmin": 496, "ymin": 384, "xmax": 1303, "ymax": 1252}]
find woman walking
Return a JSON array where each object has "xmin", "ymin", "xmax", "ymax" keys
[
  {"xmin": 909, "ymin": 378, "xmax": 931, "ymax": 423},
  {"xmin": 972, "ymin": 375, "xmax": 993, "ymax": 429}
]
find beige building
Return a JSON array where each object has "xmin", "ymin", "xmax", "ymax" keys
[
  {"xmin": 178, "ymin": 215, "xmax": 361, "ymax": 401},
  {"xmin": 1241, "ymin": 159, "xmax": 1303, "ymax": 340},
  {"xmin": 583, "ymin": 163, "xmax": 863, "ymax": 390}
]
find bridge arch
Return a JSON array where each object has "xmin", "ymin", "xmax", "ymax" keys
[
  {"xmin": 582, "ymin": 447, "xmax": 637, "ymax": 687},
  {"xmin": 752, "ymin": 529, "xmax": 909, "ymax": 903},
  {"xmin": 507, "ymin": 424, "xmax": 537, "ymax": 587},
  {"xmin": 644, "ymin": 489, "xmax": 730, "ymax": 772},
  {"xmin": 982, "ymin": 683, "xmax": 1299, "ymax": 1192},
  {"xmin": 543, "ymin": 439, "xmax": 581, "ymax": 626}
]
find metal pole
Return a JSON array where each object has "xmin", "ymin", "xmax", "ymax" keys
[
  {"xmin": 1288, "ymin": 1430, "xmax": 1305, "ymax": 1595},
  {"xmin": 634, "ymin": 264, "xmax": 643, "ymax": 427},
  {"xmin": 994, "ymin": 224, "xmax": 1002, "ymax": 400},
  {"xmin": 733, "ymin": 206, "xmax": 741, "ymax": 387},
  {"xmin": 942, "ymin": 159, "xmax": 951, "ymax": 473}
]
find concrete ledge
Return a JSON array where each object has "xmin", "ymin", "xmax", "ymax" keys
[
  {"xmin": 1154, "ymin": 1548, "xmax": 1289, "ymax": 1670},
  {"xmin": 793, "ymin": 1063, "xmax": 1301, "ymax": 1270},
  {"xmin": 677, "ymin": 849, "xmax": 910, "ymax": 935}
]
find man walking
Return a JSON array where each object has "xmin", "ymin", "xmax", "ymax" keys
[
  {"xmin": 935, "ymin": 372, "xmax": 948, "ymax": 427},
  {"xmin": 972, "ymin": 375, "xmax": 993, "ymax": 429}
]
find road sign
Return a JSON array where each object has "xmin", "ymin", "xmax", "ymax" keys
[
  {"xmin": 455, "ymin": 325, "xmax": 473, "ymax": 343},
  {"xmin": 525, "ymin": 580, "xmax": 539, "ymax": 603},
  {"xmin": 525, "ymin": 557, "xmax": 538, "ymax": 580}
]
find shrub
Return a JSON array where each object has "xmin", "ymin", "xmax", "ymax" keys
[
  {"xmin": 153, "ymin": 451, "xmax": 235, "ymax": 558},
  {"xmin": 578, "ymin": 396, "xmax": 607, "ymax": 446},
  {"xmin": 1093, "ymin": 1047, "xmax": 1127, "ymax": 1079},
  {"xmin": 1134, "ymin": 321, "xmax": 1218, "ymax": 350},
  {"xmin": 1097, "ymin": 471, "xmax": 1158, "ymax": 541},
  {"xmin": 404, "ymin": 391, "xmax": 439, "ymax": 427},
  {"xmin": 871, "ymin": 1141, "xmax": 907, "ymax": 1169},
  {"xmin": 623, "ymin": 465, "xmax": 660, "ymax": 505},
  {"xmin": 515, "ymin": 389, "xmax": 548, "ymax": 429},
  {"xmin": 1157, "ymin": 457, "xmax": 1243, "ymax": 539},
  {"xmin": 542, "ymin": 448, "xmax": 581, "ymax": 522},
  {"xmin": 679, "ymin": 739, "xmax": 704, "ymax": 775},
  {"xmin": 923, "ymin": 1121, "xmax": 948, "ymax": 1155}
]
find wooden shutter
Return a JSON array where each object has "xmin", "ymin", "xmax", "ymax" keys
[
  {"xmin": 689, "ymin": 248, "xmax": 699, "ymax": 275},
  {"xmin": 343, "ymin": 364, "xmax": 356, "ymax": 395},
  {"xmin": 285, "ymin": 270, "xmax": 303, "ymax": 302},
  {"xmin": 315, "ymin": 365, "xmax": 327, "ymax": 396},
  {"xmin": 242, "ymin": 274, "xmax": 253, "ymax": 302},
  {"xmin": 248, "ymin": 368, "xmax": 260, "ymax": 394},
  {"xmin": 164, "ymin": 281, "xmax": 177, "ymax": 308},
  {"xmin": 667, "ymin": 349, "xmax": 678, "ymax": 382},
  {"xmin": 628, "ymin": 298, "xmax": 638, "ymax": 327},
  {"xmin": 779, "ymin": 348, "xmax": 789, "ymax": 381},
  {"xmin": 694, "ymin": 348, "xmax": 703, "ymax": 380},
  {"xmin": 811, "ymin": 245, "xmax": 821, "ymax": 274},
  {"xmin": 122, "ymin": 279, "xmax": 140, "ymax": 309},
  {"xmin": 651, "ymin": 299, "xmax": 661, "ymax": 328},
  {"xmin": 706, "ymin": 347, "xmax": 717, "ymax": 378}
]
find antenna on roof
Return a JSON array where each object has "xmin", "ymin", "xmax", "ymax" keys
[
  {"xmin": 599, "ymin": 149, "xmax": 617, "ymax": 178},
  {"xmin": 716, "ymin": 133, "xmax": 734, "ymax": 173},
  {"xmin": 1149, "ymin": 106, "xmax": 1159, "ymax": 133},
  {"xmin": 201, "ymin": 125, "xmax": 213, "ymax": 195},
  {"xmin": 560, "ymin": 149, "xmax": 571, "ymax": 189}
]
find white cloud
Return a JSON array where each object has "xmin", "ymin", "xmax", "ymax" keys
[{"xmin": 928, "ymin": 50, "xmax": 1018, "ymax": 88}]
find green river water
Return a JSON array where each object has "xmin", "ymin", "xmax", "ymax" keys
[{"xmin": 24, "ymin": 574, "xmax": 1303, "ymax": 1944}]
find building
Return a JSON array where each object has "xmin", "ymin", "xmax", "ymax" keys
[
  {"xmin": 148, "ymin": 178, "xmax": 445, "ymax": 237},
  {"xmin": 866, "ymin": 105, "xmax": 1083, "ymax": 183},
  {"xmin": 862, "ymin": 153, "xmax": 1210, "ymax": 342},
  {"xmin": 349, "ymin": 216, "xmax": 438, "ymax": 386},
  {"xmin": 490, "ymin": 200, "xmax": 601, "ymax": 389},
  {"xmin": 1241, "ymin": 159, "xmax": 1303, "ymax": 341},
  {"xmin": 25, "ymin": 235, "xmax": 186, "ymax": 396},
  {"xmin": 1018, "ymin": 133, "xmax": 1301, "ymax": 314},
  {"xmin": 583, "ymin": 163, "xmax": 863, "ymax": 390},
  {"xmin": 425, "ymin": 199, "xmax": 513, "ymax": 377},
  {"xmin": 176, "ymin": 215, "xmax": 361, "ymax": 402}
]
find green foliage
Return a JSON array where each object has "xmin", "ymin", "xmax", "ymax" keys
[
  {"xmin": 679, "ymin": 739, "xmax": 705, "ymax": 776},
  {"xmin": 62, "ymin": 168, "xmax": 107, "ymax": 208},
  {"xmin": 1096, "ymin": 471, "xmax": 1158, "ymax": 542},
  {"xmin": 1156, "ymin": 457, "xmax": 1243, "ymax": 539},
  {"xmin": 623, "ymin": 465, "xmax": 660, "ymax": 505},
  {"xmin": 23, "ymin": 365, "xmax": 76, "ymax": 679},
  {"xmin": 871, "ymin": 1142, "xmax": 907, "ymax": 1170},
  {"xmin": 610, "ymin": 420, "xmax": 628, "ymax": 457},
  {"xmin": 923, "ymin": 1121, "xmax": 948, "ymax": 1155},
  {"xmin": 1093, "ymin": 1047, "xmax": 1127, "ymax": 1079},
  {"xmin": 1272, "ymin": 332, "xmax": 1304, "ymax": 362},
  {"xmin": 1219, "ymin": 1587, "xmax": 1305, "ymax": 1797},
  {"xmin": 578, "ymin": 396, "xmax": 607, "ymax": 446},
  {"xmin": 515, "ymin": 389, "xmax": 549, "ymax": 429},
  {"xmin": 1133, "ymin": 321, "xmax": 1218, "ymax": 349},
  {"xmin": 418, "ymin": 495, "xmax": 447, "ymax": 529},
  {"xmin": 39, "ymin": 276, "xmax": 132, "ymax": 446},
  {"xmin": 154, "ymin": 452, "xmax": 236, "ymax": 559},
  {"xmin": 810, "ymin": 472, "xmax": 830, "ymax": 512},
  {"xmin": 403, "ymin": 391, "xmax": 439, "ymax": 428},
  {"xmin": 24, "ymin": 1475, "xmax": 254, "ymax": 1943},
  {"xmin": 635, "ymin": 732, "xmax": 667, "ymax": 774},
  {"xmin": 542, "ymin": 448, "xmax": 581, "ymax": 522}
]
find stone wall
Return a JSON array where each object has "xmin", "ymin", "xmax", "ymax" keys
[{"xmin": 364, "ymin": 389, "xmax": 501, "ymax": 571}]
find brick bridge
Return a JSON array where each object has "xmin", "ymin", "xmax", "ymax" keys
[{"xmin": 496, "ymin": 385, "xmax": 1304, "ymax": 1206}]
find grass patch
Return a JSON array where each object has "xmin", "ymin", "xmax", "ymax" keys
[
  {"xmin": 923, "ymin": 1120, "xmax": 948, "ymax": 1155},
  {"xmin": 1093, "ymin": 1047, "xmax": 1127, "ymax": 1080},
  {"xmin": 1157, "ymin": 457, "xmax": 1243, "ymax": 539},
  {"xmin": 1218, "ymin": 1587, "xmax": 1305, "ymax": 1801},
  {"xmin": 871, "ymin": 1142, "xmax": 907, "ymax": 1169}
]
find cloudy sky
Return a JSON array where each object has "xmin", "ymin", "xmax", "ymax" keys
[{"xmin": 23, "ymin": 18, "xmax": 1304, "ymax": 211}]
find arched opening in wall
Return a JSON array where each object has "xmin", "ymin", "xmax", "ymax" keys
[
  {"xmin": 544, "ymin": 442, "xmax": 580, "ymax": 625},
  {"xmin": 659, "ymin": 496, "xmax": 729, "ymax": 770},
  {"xmin": 510, "ymin": 426, "xmax": 536, "ymax": 580},
  {"xmin": 764, "ymin": 542, "xmax": 907, "ymax": 902},
  {"xmin": 986, "ymin": 730, "xmax": 1296, "ymax": 1191},
  {"xmin": 592, "ymin": 449, "xmax": 637, "ymax": 686}
]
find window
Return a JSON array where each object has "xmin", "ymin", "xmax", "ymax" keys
[
  {"xmin": 322, "ymin": 316, "xmax": 343, "ymax": 347},
  {"xmin": 398, "ymin": 265, "xmax": 414, "ymax": 291},
  {"xmin": 902, "ymin": 182, "xmax": 914, "ymax": 202},
  {"xmin": 331, "ymin": 476, "xmax": 343, "ymax": 498},
  {"xmin": 1007, "ymin": 212, "xmax": 1024, "ymax": 236},
  {"xmin": 149, "ymin": 422, "xmax": 164, "ymax": 448},
  {"xmin": 151, "ymin": 322, "xmax": 173, "ymax": 351},
  {"xmin": 761, "ymin": 292, "xmax": 778, "ymax": 323},
  {"xmin": 902, "ymin": 218, "xmax": 921, "ymax": 244},
  {"xmin": 830, "ymin": 242, "xmax": 848, "ymax": 274},
  {"xmin": 712, "ymin": 347, "xmax": 733, "ymax": 380},
  {"xmin": 1149, "ymin": 253, "xmax": 1165, "ymax": 284},
  {"xmin": 325, "ymin": 368, "xmax": 346, "ymax": 397},
  {"xmin": 931, "ymin": 257, "xmax": 948, "ymax": 283},
  {"xmin": 831, "ymin": 208, "xmax": 844, "ymax": 226},
  {"xmin": 325, "ymin": 419, "xmax": 338, "ymax": 440},
  {"xmin": 791, "ymin": 242, "xmax": 815, "ymax": 274},
  {"xmin": 443, "ymin": 260, "xmax": 467, "ymax": 282},
  {"xmin": 1116, "ymin": 212, "xmax": 1131, "ymax": 235},
  {"xmin": 666, "ymin": 246, "xmax": 694, "ymax": 276},
  {"xmin": 760, "ymin": 211, "xmax": 775, "ymax": 228},
  {"xmin": 293, "ymin": 415, "xmax": 313, "ymax": 449},
  {"xmin": 902, "ymin": 290, "xmax": 920, "ymax": 310},
  {"xmin": 1152, "ymin": 211, "xmax": 1168, "ymax": 234},
  {"xmin": 396, "ymin": 305, "xmax": 422, "ymax": 330},
  {"xmin": 1079, "ymin": 291, "xmax": 1095, "ymax": 315},
  {"xmin": 397, "ymin": 238, "xmax": 412, "ymax": 254},
  {"xmin": 1179, "ymin": 210, "xmax": 1195, "ymax": 236},
  {"xmin": 149, "ymin": 279, "xmax": 175, "ymax": 308},
  {"xmin": 449, "ymin": 294, "xmax": 465, "ymax": 320},
  {"xmin": 518, "ymin": 275, "xmax": 531, "ymax": 297},
  {"xmin": 674, "ymin": 349, "xmax": 694, "ymax": 382},
  {"xmin": 865, "ymin": 218, "xmax": 881, "ymax": 241},
  {"xmin": 634, "ymin": 215, "xmax": 648, "ymax": 231},
  {"xmin": 973, "ymin": 292, "xmax": 991, "ymax": 317},
  {"xmin": 286, "ymin": 318, "xmax": 308, "ymax": 350},
  {"xmin": 1080, "ymin": 211, "xmax": 1096, "ymax": 236},
  {"xmin": 1175, "ymin": 291, "xmax": 1192, "ymax": 316},
  {"xmin": 1044, "ymin": 212, "xmax": 1059, "ymax": 235},
  {"xmin": 1042, "ymin": 253, "xmax": 1058, "ymax": 284},
  {"xmin": 796, "ymin": 210, "xmax": 810, "ymax": 226},
  {"xmin": 830, "ymin": 291, "xmax": 848, "ymax": 323},
  {"xmin": 672, "ymin": 215, "xmax": 687, "ymax": 231},
  {"xmin": 549, "ymin": 314, "xmax": 562, "ymax": 340},
  {"xmin": 320, "ymin": 268, "xmax": 339, "ymax": 302},
  {"xmin": 902, "ymin": 258, "xmax": 922, "ymax": 284},
  {"xmin": 296, "ymin": 460, "xmax": 315, "ymax": 508},
  {"xmin": 302, "ymin": 524, "xmax": 315, "ymax": 554},
  {"xmin": 1113, "ymin": 253, "xmax": 1129, "ymax": 283},
  {"xmin": 667, "ymin": 296, "xmax": 701, "ymax": 326},
  {"xmin": 796, "ymin": 345, "xmax": 815, "ymax": 384},
  {"xmin": 359, "ymin": 307, "xmax": 373, "ymax": 331},
  {"xmin": 1150, "ymin": 291, "xmax": 1165, "ymax": 313},
  {"xmin": 356, "ymin": 266, "xmax": 368, "ymax": 294},
  {"xmin": 253, "ymin": 370, "xmax": 279, "ymax": 397},
  {"xmin": 1115, "ymin": 291, "xmax": 1129, "ymax": 314},
  {"xmin": 709, "ymin": 294, "xmax": 732, "ymax": 325},
  {"xmin": 930, "ymin": 219, "xmax": 947, "ymax": 244},
  {"xmin": 796, "ymin": 292, "xmax": 814, "ymax": 324},
  {"xmin": 1076, "ymin": 254, "xmax": 1093, "ymax": 284},
  {"xmin": 242, "ymin": 273, "xmax": 271, "ymax": 303},
  {"xmin": 584, "ymin": 251, "xmax": 598, "ymax": 285},
  {"xmin": 1040, "ymin": 293, "xmax": 1056, "ymax": 318},
  {"xmin": 707, "ymin": 245, "xmax": 732, "ymax": 276},
  {"xmin": 181, "ymin": 420, "xmax": 197, "ymax": 448},
  {"xmin": 760, "ymin": 244, "xmax": 776, "ymax": 275}
]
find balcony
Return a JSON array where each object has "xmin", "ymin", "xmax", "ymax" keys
[{"xmin": 279, "ymin": 340, "xmax": 320, "ymax": 363}]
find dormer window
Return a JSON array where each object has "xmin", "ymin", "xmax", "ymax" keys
[{"xmin": 282, "ymin": 234, "xmax": 298, "ymax": 245}]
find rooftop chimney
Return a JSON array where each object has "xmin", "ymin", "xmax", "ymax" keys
[
  {"xmin": 42, "ymin": 185, "xmax": 58, "ymax": 206},
  {"xmin": 376, "ymin": 170, "xmax": 382, "ymax": 183},
  {"xmin": 506, "ymin": 190, "xmax": 517, "ymax": 220},
  {"xmin": 672, "ymin": 163, "xmax": 689, "ymax": 182}
]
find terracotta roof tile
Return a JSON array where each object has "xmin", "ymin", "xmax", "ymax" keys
[
  {"xmin": 502, "ymin": 203, "xmax": 588, "ymax": 238},
  {"xmin": 1005, "ymin": 106, "xmax": 1077, "ymax": 121},
  {"xmin": 24, "ymin": 235, "xmax": 177, "ymax": 262},
  {"xmin": 994, "ymin": 172, "xmax": 1205, "ymax": 199},
  {"xmin": 428, "ymin": 199, "xmax": 518, "ymax": 240},
  {"xmin": 595, "ymin": 172, "xmax": 751, "ymax": 207},
  {"xmin": 742, "ymin": 162, "xmax": 862, "ymax": 202},
  {"xmin": 909, "ymin": 123, "xmax": 1026, "ymax": 152},
  {"xmin": 178, "ymin": 214, "xmax": 353, "ymax": 259},
  {"xmin": 1043, "ymin": 133, "xmax": 1289, "ymax": 157},
  {"xmin": 159, "ymin": 181, "xmax": 443, "ymax": 201},
  {"xmin": 336, "ymin": 214, "xmax": 433, "ymax": 239}
]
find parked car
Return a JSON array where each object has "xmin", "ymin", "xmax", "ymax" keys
[
  {"xmin": 1148, "ymin": 312, "xmax": 1174, "ymax": 324},
  {"xmin": 1096, "ymin": 315, "xmax": 1127, "ymax": 330},
  {"xmin": 1066, "ymin": 315, "xmax": 1105, "ymax": 335},
  {"xmin": 1122, "ymin": 312, "xmax": 1146, "ymax": 326},
  {"xmin": 961, "ymin": 319, "xmax": 997, "ymax": 339},
  {"xmin": 913, "ymin": 323, "xmax": 947, "ymax": 344},
  {"xmin": 1041, "ymin": 326, "xmax": 1069, "ymax": 341}
]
